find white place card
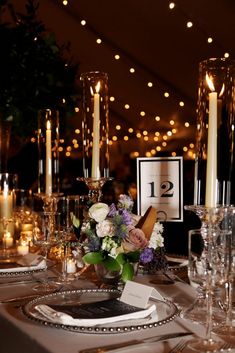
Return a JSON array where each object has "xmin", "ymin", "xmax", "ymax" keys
[
  {"xmin": 137, "ymin": 156, "xmax": 183, "ymax": 222},
  {"xmin": 120, "ymin": 280, "xmax": 164, "ymax": 308}
]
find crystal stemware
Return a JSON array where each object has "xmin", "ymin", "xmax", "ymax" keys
[
  {"xmin": 32, "ymin": 212, "xmax": 61, "ymax": 292},
  {"xmin": 184, "ymin": 205, "xmax": 226, "ymax": 352},
  {"xmin": 213, "ymin": 206, "xmax": 235, "ymax": 342}
]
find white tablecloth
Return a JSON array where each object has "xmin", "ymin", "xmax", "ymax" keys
[{"xmin": 0, "ymin": 271, "xmax": 230, "ymax": 353}]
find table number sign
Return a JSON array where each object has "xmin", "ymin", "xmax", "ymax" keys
[{"xmin": 137, "ymin": 157, "xmax": 183, "ymax": 222}]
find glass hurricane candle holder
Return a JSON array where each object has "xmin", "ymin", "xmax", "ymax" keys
[
  {"xmin": 0, "ymin": 173, "xmax": 18, "ymax": 254},
  {"xmin": 37, "ymin": 109, "xmax": 60, "ymax": 195},
  {"xmin": 79, "ymin": 71, "xmax": 112, "ymax": 202},
  {"xmin": 194, "ymin": 58, "xmax": 235, "ymax": 206}
]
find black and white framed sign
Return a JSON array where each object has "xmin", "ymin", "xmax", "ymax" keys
[{"xmin": 137, "ymin": 157, "xmax": 183, "ymax": 222}]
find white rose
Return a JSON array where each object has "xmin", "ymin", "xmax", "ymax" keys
[
  {"xmin": 89, "ymin": 203, "xmax": 110, "ymax": 223},
  {"xmin": 96, "ymin": 219, "xmax": 116, "ymax": 238}
]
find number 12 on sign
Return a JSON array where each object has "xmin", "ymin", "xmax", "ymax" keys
[{"xmin": 137, "ymin": 157, "xmax": 183, "ymax": 222}]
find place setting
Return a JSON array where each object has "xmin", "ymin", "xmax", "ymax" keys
[{"xmin": 0, "ymin": 2, "xmax": 235, "ymax": 351}]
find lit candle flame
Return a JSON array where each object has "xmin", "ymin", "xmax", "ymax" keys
[
  {"xmin": 206, "ymin": 73, "xmax": 225, "ymax": 97},
  {"xmin": 206, "ymin": 73, "xmax": 215, "ymax": 92},
  {"xmin": 46, "ymin": 120, "xmax": 51, "ymax": 130},
  {"xmin": 95, "ymin": 81, "xmax": 100, "ymax": 94}
]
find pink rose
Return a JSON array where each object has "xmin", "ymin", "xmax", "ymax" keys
[{"xmin": 122, "ymin": 225, "xmax": 149, "ymax": 252}]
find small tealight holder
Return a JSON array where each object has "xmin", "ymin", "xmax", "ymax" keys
[
  {"xmin": 60, "ymin": 248, "xmax": 79, "ymax": 283},
  {"xmin": 64, "ymin": 256, "xmax": 77, "ymax": 274},
  {"xmin": 2, "ymin": 231, "xmax": 14, "ymax": 249},
  {"xmin": 17, "ymin": 236, "xmax": 30, "ymax": 256}
]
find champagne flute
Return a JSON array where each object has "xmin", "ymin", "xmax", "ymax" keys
[{"xmin": 32, "ymin": 211, "xmax": 61, "ymax": 292}]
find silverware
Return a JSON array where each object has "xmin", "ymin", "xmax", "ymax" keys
[
  {"xmin": 78, "ymin": 332, "xmax": 192, "ymax": 353},
  {"xmin": 168, "ymin": 340, "xmax": 187, "ymax": 353}
]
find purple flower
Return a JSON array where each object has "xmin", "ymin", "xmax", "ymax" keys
[
  {"xmin": 119, "ymin": 209, "xmax": 132, "ymax": 226},
  {"xmin": 108, "ymin": 203, "xmax": 117, "ymax": 217},
  {"xmin": 140, "ymin": 248, "xmax": 154, "ymax": 264}
]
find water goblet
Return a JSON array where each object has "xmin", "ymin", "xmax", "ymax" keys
[
  {"xmin": 185, "ymin": 207, "xmax": 226, "ymax": 352},
  {"xmin": 182, "ymin": 229, "xmax": 208, "ymax": 323},
  {"xmin": 183, "ymin": 229, "xmax": 225, "ymax": 325},
  {"xmin": 32, "ymin": 211, "xmax": 61, "ymax": 292},
  {"xmin": 213, "ymin": 206, "xmax": 235, "ymax": 342}
]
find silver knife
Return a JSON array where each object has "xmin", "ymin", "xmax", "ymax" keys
[{"xmin": 78, "ymin": 331, "xmax": 192, "ymax": 353}]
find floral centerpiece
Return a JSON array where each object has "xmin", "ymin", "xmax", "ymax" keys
[{"xmin": 82, "ymin": 194, "xmax": 166, "ymax": 282}]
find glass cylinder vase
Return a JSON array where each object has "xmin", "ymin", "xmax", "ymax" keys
[
  {"xmin": 80, "ymin": 71, "xmax": 110, "ymax": 179},
  {"xmin": 37, "ymin": 109, "xmax": 60, "ymax": 195},
  {"xmin": 0, "ymin": 173, "xmax": 18, "ymax": 253},
  {"xmin": 194, "ymin": 58, "xmax": 235, "ymax": 206}
]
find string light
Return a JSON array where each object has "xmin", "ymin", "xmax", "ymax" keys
[
  {"xmin": 186, "ymin": 21, "xmax": 193, "ymax": 28},
  {"xmin": 57, "ymin": 1, "xmax": 229, "ymax": 158}
]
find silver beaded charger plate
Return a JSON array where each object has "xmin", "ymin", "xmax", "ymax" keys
[
  {"xmin": 22, "ymin": 288, "xmax": 179, "ymax": 334},
  {"xmin": 166, "ymin": 255, "xmax": 188, "ymax": 270},
  {"xmin": 0, "ymin": 257, "xmax": 45, "ymax": 278}
]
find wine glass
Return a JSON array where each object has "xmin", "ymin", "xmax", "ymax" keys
[
  {"xmin": 182, "ymin": 229, "xmax": 207, "ymax": 322},
  {"xmin": 32, "ymin": 211, "xmax": 61, "ymax": 292},
  {"xmin": 182, "ymin": 229, "xmax": 225, "ymax": 325},
  {"xmin": 213, "ymin": 206, "xmax": 235, "ymax": 342},
  {"xmin": 185, "ymin": 206, "xmax": 226, "ymax": 352}
]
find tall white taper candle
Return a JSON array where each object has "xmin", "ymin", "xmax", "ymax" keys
[
  {"xmin": 205, "ymin": 91, "xmax": 217, "ymax": 207},
  {"xmin": 45, "ymin": 120, "xmax": 52, "ymax": 195},
  {"xmin": 91, "ymin": 87, "xmax": 100, "ymax": 179}
]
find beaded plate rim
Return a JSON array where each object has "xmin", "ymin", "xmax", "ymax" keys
[{"xmin": 22, "ymin": 288, "xmax": 179, "ymax": 334}]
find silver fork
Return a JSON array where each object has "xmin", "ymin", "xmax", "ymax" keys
[
  {"xmin": 168, "ymin": 340, "xmax": 187, "ymax": 353},
  {"xmin": 221, "ymin": 342, "xmax": 234, "ymax": 351}
]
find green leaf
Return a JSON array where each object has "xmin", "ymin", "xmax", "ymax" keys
[
  {"xmin": 126, "ymin": 251, "xmax": 140, "ymax": 263},
  {"xmin": 116, "ymin": 253, "xmax": 126, "ymax": 265},
  {"xmin": 121, "ymin": 262, "xmax": 134, "ymax": 282},
  {"xmin": 83, "ymin": 252, "xmax": 104, "ymax": 264},
  {"xmin": 103, "ymin": 256, "xmax": 121, "ymax": 272}
]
